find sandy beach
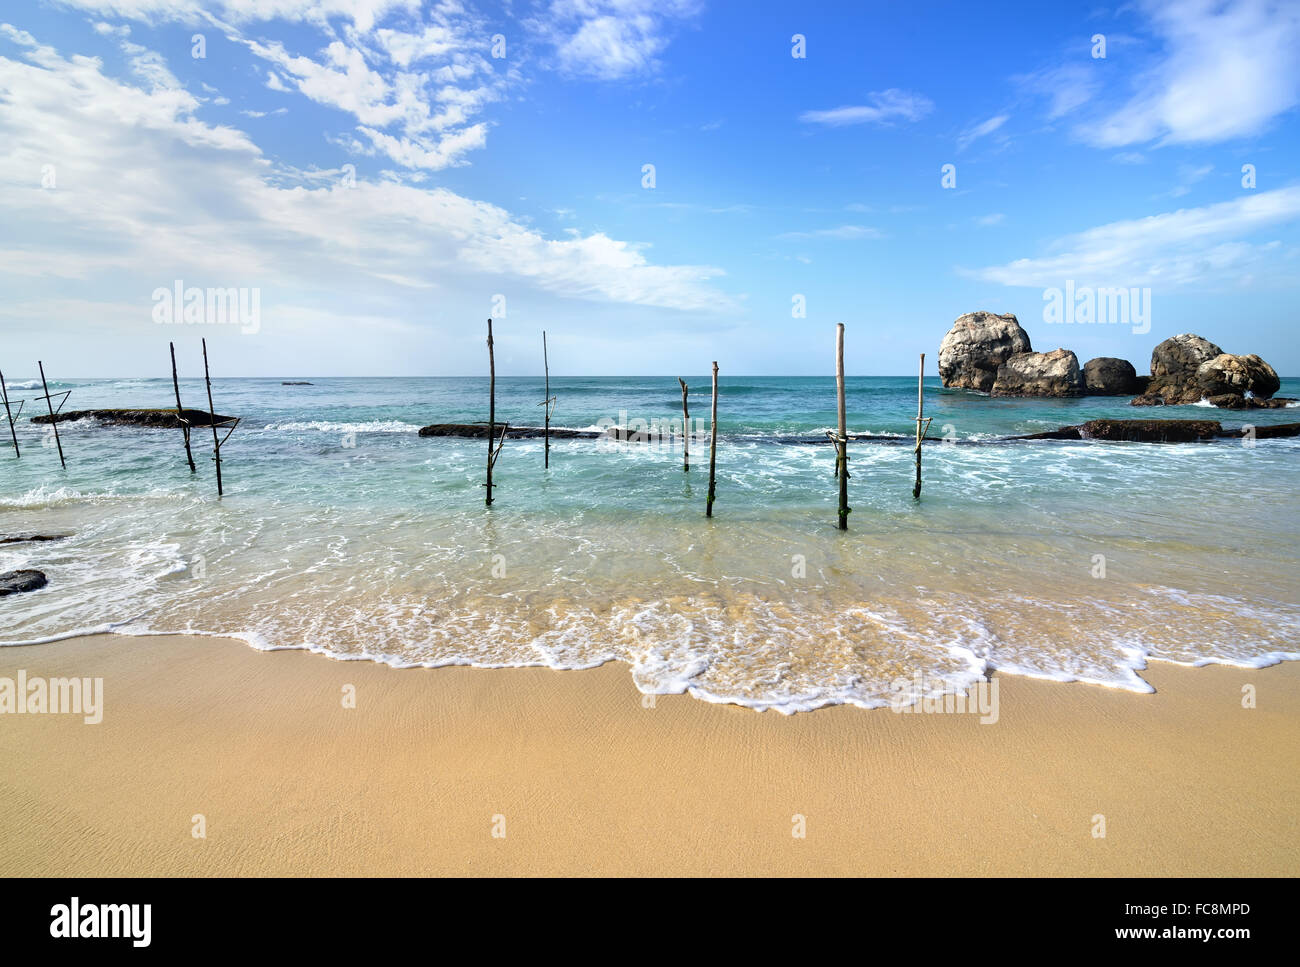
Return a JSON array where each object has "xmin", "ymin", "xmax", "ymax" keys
[{"xmin": 1, "ymin": 633, "xmax": 1295, "ymax": 877}]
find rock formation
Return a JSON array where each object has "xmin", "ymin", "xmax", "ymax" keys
[
  {"xmin": 1082, "ymin": 357, "xmax": 1142, "ymax": 396},
  {"xmin": 991, "ymin": 348, "xmax": 1084, "ymax": 397},
  {"xmin": 1195, "ymin": 353, "xmax": 1280, "ymax": 399},
  {"xmin": 1132, "ymin": 335, "xmax": 1283, "ymax": 407},
  {"xmin": 937, "ymin": 311, "xmax": 1031, "ymax": 392}
]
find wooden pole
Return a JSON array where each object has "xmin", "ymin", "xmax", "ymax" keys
[
  {"xmin": 835, "ymin": 324, "xmax": 849, "ymax": 530},
  {"xmin": 706, "ymin": 362, "xmax": 718, "ymax": 517},
  {"xmin": 0, "ymin": 368, "xmax": 19, "ymax": 459},
  {"xmin": 486, "ymin": 318, "xmax": 496, "ymax": 506},
  {"xmin": 170, "ymin": 342, "xmax": 197, "ymax": 473},
  {"xmin": 678, "ymin": 377, "xmax": 689, "ymax": 472},
  {"xmin": 913, "ymin": 352, "xmax": 925, "ymax": 500},
  {"xmin": 542, "ymin": 330, "xmax": 550, "ymax": 470},
  {"xmin": 38, "ymin": 361, "xmax": 65, "ymax": 470},
  {"xmin": 201, "ymin": 338, "xmax": 223, "ymax": 497}
]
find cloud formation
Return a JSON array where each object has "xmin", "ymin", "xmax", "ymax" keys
[
  {"xmin": 799, "ymin": 89, "xmax": 934, "ymax": 127},
  {"xmin": 971, "ymin": 186, "xmax": 1300, "ymax": 287}
]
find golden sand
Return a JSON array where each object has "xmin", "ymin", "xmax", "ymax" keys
[{"xmin": 0, "ymin": 633, "xmax": 1296, "ymax": 876}]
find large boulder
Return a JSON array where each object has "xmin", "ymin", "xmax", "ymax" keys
[
  {"xmin": 1195, "ymin": 353, "xmax": 1280, "ymax": 399},
  {"xmin": 1082, "ymin": 357, "xmax": 1141, "ymax": 396},
  {"xmin": 1135, "ymin": 334, "xmax": 1225, "ymax": 404},
  {"xmin": 1151, "ymin": 333, "xmax": 1224, "ymax": 381},
  {"xmin": 1133, "ymin": 334, "xmax": 1282, "ymax": 407},
  {"xmin": 0, "ymin": 569, "xmax": 47, "ymax": 596},
  {"xmin": 938, "ymin": 311, "xmax": 1031, "ymax": 392},
  {"xmin": 991, "ymin": 348, "xmax": 1084, "ymax": 397}
]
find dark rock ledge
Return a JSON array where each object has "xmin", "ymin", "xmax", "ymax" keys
[
  {"xmin": 1011, "ymin": 419, "xmax": 1300, "ymax": 443},
  {"xmin": 32, "ymin": 409, "xmax": 237, "ymax": 428}
]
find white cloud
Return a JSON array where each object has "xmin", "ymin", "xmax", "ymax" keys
[
  {"xmin": 0, "ymin": 28, "xmax": 733, "ymax": 334},
  {"xmin": 54, "ymin": 0, "xmax": 420, "ymax": 32},
  {"xmin": 778, "ymin": 225, "xmax": 883, "ymax": 241},
  {"xmin": 239, "ymin": 16, "xmax": 504, "ymax": 170},
  {"xmin": 1165, "ymin": 162, "xmax": 1214, "ymax": 198},
  {"xmin": 800, "ymin": 89, "xmax": 934, "ymax": 127},
  {"xmin": 52, "ymin": 1, "xmax": 508, "ymax": 172},
  {"xmin": 957, "ymin": 113, "xmax": 1008, "ymax": 150},
  {"xmin": 970, "ymin": 186, "xmax": 1300, "ymax": 287},
  {"xmin": 1015, "ymin": 63, "xmax": 1100, "ymax": 120},
  {"xmin": 976, "ymin": 213, "xmax": 1005, "ymax": 226},
  {"xmin": 529, "ymin": 0, "xmax": 701, "ymax": 80},
  {"xmin": 1080, "ymin": 0, "xmax": 1300, "ymax": 147}
]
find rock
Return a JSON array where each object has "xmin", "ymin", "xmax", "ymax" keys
[
  {"xmin": 1139, "ymin": 334, "xmax": 1225, "ymax": 404},
  {"xmin": 1253, "ymin": 422, "xmax": 1300, "ymax": 439},
  {"xmin": 1195, "ymin": 353, "xmax": 1280, "ymax": 399},
  {"xmin": 1204, "ymin": 394, "xmax": 1296, "ymax": 410},
  {"xmin": 0, "ymin": 534, "xmax": 69, "ymax": 544},
  {"xmin": 1009, "ymin": 419, "xmax": 1300, "ymax": 442},
  {"xmin": 0, "ymin": 569, "xmax": 47, "ymax": 596},
  {"xmin": 1135, "ymin": 338, "xmax": 1283, "ymax": 407},
  {"xmin": 1076, "ymin": 419, "xmax": 1222, "ymax": 442},
  {"xmin": 991, "ymin": 348, "xmax": 1084, "ymax": 397},
  {"xmin": 937, "ymin": 311, "xmax": 1031, "ymax": 392},
  {"xmin": 1151, "ymin": 333, "xmax": 1224, "ymax": 381},
  {"xmin": 1129, "ymin": 393, "xmax": 1167, "ymax": 406},
  {"xmin": 282, "ymin": 381, "xmax": 313, "ymax": 386},
  {"xmin": 32, "ymin": 409, "xmax": 236, "ymax": 428},
  {"xmin": 1082, "ymin": 357, "xmax": 1141, "ymax": 395},
  {"xmin": 419, "ymin": 423, "xmax": 600, "ymax": 439}
]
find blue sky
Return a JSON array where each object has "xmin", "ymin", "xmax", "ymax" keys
[{"xmin": 1, "ymin": 0, "xmax": 1297, "ymax": 377}]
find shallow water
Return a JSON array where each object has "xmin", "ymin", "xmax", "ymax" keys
[{"xmin": 2, "ymin": 375, "xmax": 1297, "ymax": 712}]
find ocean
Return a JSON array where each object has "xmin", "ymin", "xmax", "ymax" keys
[{"xmin": 2, "ymin": 375, "xmax": 1298, "ymax": 713}]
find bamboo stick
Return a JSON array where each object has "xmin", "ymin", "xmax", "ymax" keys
[
  {"xmin": 38, "ymin": 361, "xmax": 66, "ymax": 470},
  {"xmin": 678, "ymin": 377, "xmax": 689, "ymax": 472},
  {"xmin": 706, "ymin": 362, "xmax": 718, "ymax": 517},
  {"xmin": 0, "ymin": 368, "xmax": 19, "ymax": 459},
  {"xmin": 543, "ymin": 330, "xmax": 551, "ymax": 469},
  {"xmin": 170, "ymin": 342, "xmax": 196, "ymax": 474},
  {"xmin": 835, "ymin": 324, "xmax": 849, "ymax": 530},
  {"xmin": 913, "ymin": 352, "xmax": 925, "ymax": 500},
  {"xmin": 486, "ymin": 318, "xmax": 496, "ymax": 506},
  {"xmin": 201, "ymin": 338, "xmax": 223, "ymax": 497}
]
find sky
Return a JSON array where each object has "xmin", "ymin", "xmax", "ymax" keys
[{"xmin": 0, "ymin": 0, "xmax": 1297, "ymax": 377}]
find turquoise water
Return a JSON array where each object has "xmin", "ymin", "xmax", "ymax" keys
[{"xmin": 2, "ymin": 375, "xmax": 1298, "ymax": 712}]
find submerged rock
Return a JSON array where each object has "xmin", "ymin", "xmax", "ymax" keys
[
  {"xmin": 1011, "ymin": 418, "xmax": 1300, "ymax": 443},
  {"xmin": 32, "ymin": 409, "xmax": 236, "ymax": 428},
  {"xmin": 991, "ymin": 348, "xmax": 1084, "ymax": 397},
  {"xmin": 1075, "ymin": 419, "xmax": 1223, "ymax": 442},
  {"xmin": 1253, "ymin": 422, "xmax": 1300, "ymax": 439},
  {"xmin": 0, "ymin": 569, "xmax": 47, "ymax": 596},
  {"xmin": 418, "ymin": 423, "xmax": 601, "ymax": 439},
  {"xmin": 937, "ymin": 311, "xmax": 1032, "ymax": 392},
  {"xmin": 0, "ymin": 534, "xmax": 69, "ymax": 544},
  {"xmin": 1082, "ymin": 357, "xmax": 1142, "ymax": 396}
]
